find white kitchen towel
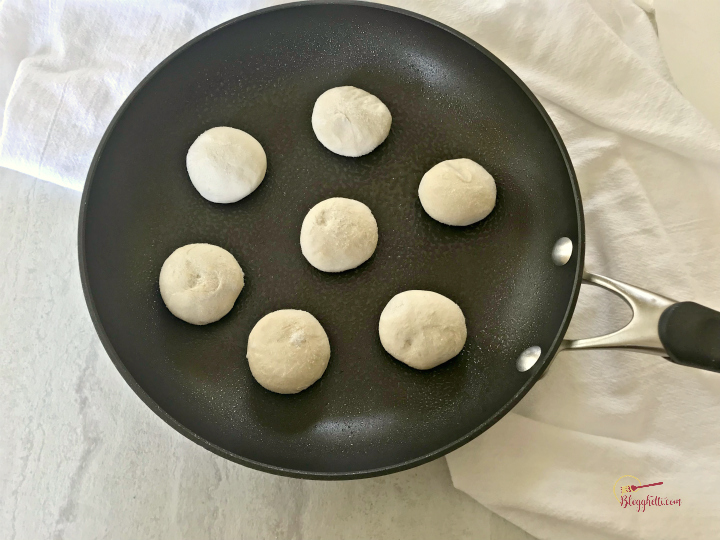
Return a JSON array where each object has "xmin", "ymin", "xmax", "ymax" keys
[{"xmin": 2, "ymin": 1, "xmax": 720, "ymax": 539}]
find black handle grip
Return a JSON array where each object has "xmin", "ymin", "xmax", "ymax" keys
[{"xmin": 659, "ymin": 302, "xmax": 720, "ymax": 372}]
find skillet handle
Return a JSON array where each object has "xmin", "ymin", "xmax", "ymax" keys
[
  {"xmin": 659, "ymin": 302, "xmax": 720, "ymax": 372},
  {"xmin": 558, "ymin": 271, "xmax": 720, "ymax": 373}
]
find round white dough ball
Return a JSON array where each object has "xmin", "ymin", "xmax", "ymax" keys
[
  {"xmin": 300, "ymin": 197, "xmax": 379, "ymax": 273},
  {"xmin": 312, "ymin": 86, "xmax": 392, "ymax": 157},
  {"xmin": 379, "ymin": 290, "xmax": 467, "ymax": 370},
  {"xmin": 186, "ymin": 126, "xmax": 267, "ymax": 203},
  {"xmin": 247, "ymin": 309, "xmax": 331, "ymax": 394},
  {"xmin": 418, "ymin": 158, "xmax": 497, "ymax": 226},
  {"xmin": 159, "ymin": 243, "xmax": 244, "ymax": 325}
]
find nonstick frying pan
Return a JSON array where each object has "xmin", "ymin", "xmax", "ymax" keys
[{"xmin": 79, "ymin": 1, "xmax": 720, "ymax": 479}]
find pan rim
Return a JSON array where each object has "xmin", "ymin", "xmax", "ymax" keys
[{"xmin": 78, "ymin": 0, "xmax": 585, "ymax": 480}]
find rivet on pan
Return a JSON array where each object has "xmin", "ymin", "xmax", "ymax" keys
[
  {"xmin": 517, "ymin": 346, "xmax": 542, "ymax": 372},
  {"xmin": 552, "ymin": 237, "xmax": 573, "ymax": 266}
]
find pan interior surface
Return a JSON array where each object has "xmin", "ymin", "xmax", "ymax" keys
[{"xmin": 81, "ymin": 2, "xmax": 582, "ymax": 478}]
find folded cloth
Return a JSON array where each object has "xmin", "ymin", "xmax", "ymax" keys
[
  {"xmin": 0, "ymin": 0, "xmax": 285, "ymax": 189},
  {"xmin": 2, "ymin": 0, "xmax": 720, "ymax": 538}
]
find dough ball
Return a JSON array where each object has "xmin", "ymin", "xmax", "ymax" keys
[
  {"xmin": 300, "ymin": 197, "xmax": 378, "ymax": 273},
  {"xmin": 379, "ymin": 290, "xmax": 467, "ymax": 370},
  {"xmin": 186, "ymin": 126, "xmax": 267, "ymax": 204},
  {"xmin": 312, "ymin": 86, "xmax": 392, "ymax": 157},
  {"xmin": 247, "ymin": 310, "xmax": 331, "ymax": 394},
  {"xmin": 418, "ymin": 158, "xmax": 497, "ymax": 226},
  {"xmin": 159, "ymin": 244, "xmax": 244, "ymax": 325}
]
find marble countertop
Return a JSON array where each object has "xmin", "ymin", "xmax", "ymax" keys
[{"xmin": 0, "ymin": 166, "xmax": 533, "ymax": 539}]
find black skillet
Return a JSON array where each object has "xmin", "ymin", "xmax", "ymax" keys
[{"xmin": 79, "ymin": 1, "xmax": 720, "ymax": 479}]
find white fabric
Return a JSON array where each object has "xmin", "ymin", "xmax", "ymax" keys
[
  {"xmin": 0, "ymin": 0, "xmax": 284, "ymax": 189},
  {"xmin": 2, "ymin": 1, "xmax": 720, "ymax": 539},
  {"xmin": 655, "ymin": 0, "xmax": 720, "ymax": 131}
]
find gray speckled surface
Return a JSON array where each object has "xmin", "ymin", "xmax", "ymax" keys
[{"xmin": 0, "ymin": 166, "xmax": 535, "ymax": 539}]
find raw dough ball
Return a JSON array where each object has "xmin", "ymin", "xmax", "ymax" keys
[
  {"xmin": 247, "ymin": 310, "xmax": 331, "ymax": 394},
  {"xmin": 312, "ymin": 86, "xmax": 392, "ymax": 157},
  {"xmin": 418, "ymin": 158, "xmax": 497, "ymax": 226},
  {"xmin": 379, "ymin": 290, "xmax": 467, "ymax": 370},
  {"xmin": 159, "ymin": 243, "xmax": 244, "ymax": 325},
  {"xmin": 300, "ymin": 197, "xmax": 378, "ymax": 272},
  {"xmin": 186, "ymin": 126, "xmax": 267, "ymax": 203}
]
